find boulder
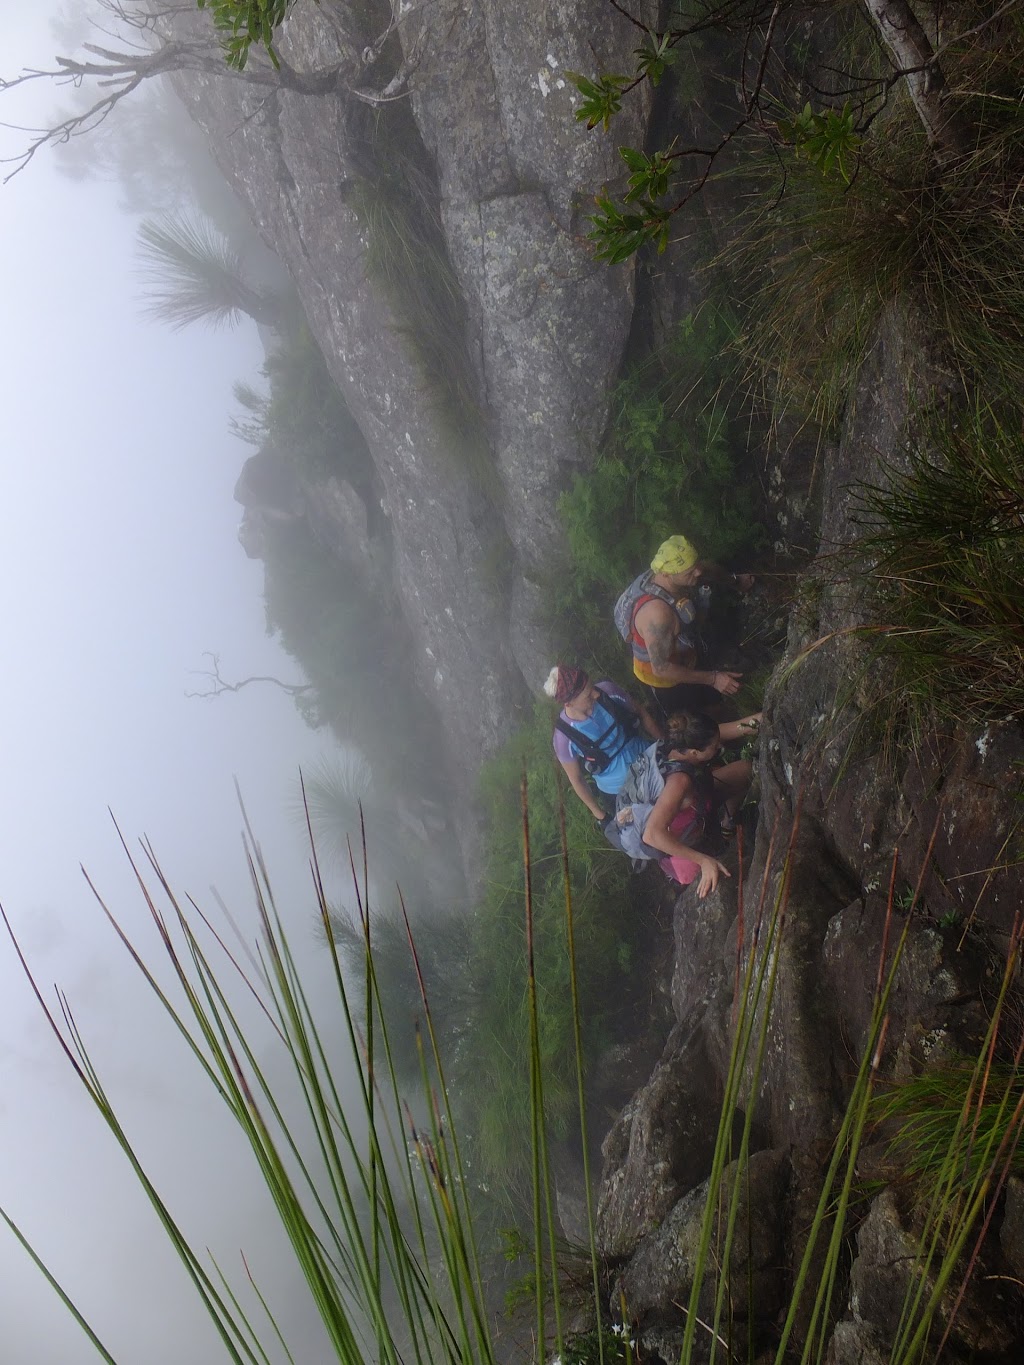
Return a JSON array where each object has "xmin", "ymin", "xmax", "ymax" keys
[
  {"xmin": 597, "ymin": 1019, "xmax": 722, "ymax": 1260},
  {"xmin": 829, "ymin": 1188, "xmax": 1024, "ymax": 1360},
  {"xmin": 615, "ymin": 1148, "xmax": 790, "ymax": 1330}
]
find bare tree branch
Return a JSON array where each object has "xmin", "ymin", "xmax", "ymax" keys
[
  {"xmin": 187, "ymin": 652, "xmax": 313, "ymax": 700},
  {"xmin": 1, "ymin": 0, "xmax": 427, "ymax": 181}
]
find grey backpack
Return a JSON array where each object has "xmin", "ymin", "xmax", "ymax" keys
[
  {"xmin": 613, "ymin": 741, "xmax": 668, "ymax": 862},
  {"xmin": 613, "ymin": 570, "xmax": 698, "ymax": 642}
]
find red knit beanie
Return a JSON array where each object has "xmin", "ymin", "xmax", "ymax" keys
[{"xmin": 544, "ymin": 664, "xmax": 590, "ymax": 705}]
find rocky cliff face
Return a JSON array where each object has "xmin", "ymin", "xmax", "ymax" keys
[
  {"xmin": 170, "ymin": 8, "xmax": 1024, "ymax": 1352},
  {"xmin": 171, "ymin": 0, "xmax": 656, "ymax": 825},
  {"xmin": 592, "ymin": 303, "xmax": 1024, "ymax": 1360}
]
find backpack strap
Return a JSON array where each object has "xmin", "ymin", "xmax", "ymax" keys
[
  {"xmin": 554, "ymin": 716, "xmax": 609, "ymax": 769},
  {"xmin": 555, "ymin": 692, "xmax": 638, "ymax": 773},
  {"xmin": 599, "ymin": 690, "xmax": 642, "ymax": 735},
  {"xmin": 631, "ymin": 582, "xmax": 693, "ymax": 631}
]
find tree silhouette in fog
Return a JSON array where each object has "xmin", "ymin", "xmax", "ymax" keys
[{"xmin": 137, "ymin": 213, "xmax": 286, "ymax": 331}]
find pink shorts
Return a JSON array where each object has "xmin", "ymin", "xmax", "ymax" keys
[{"xmin": 658, "ymin": 808, "xmax": 704, "ymax": 886}]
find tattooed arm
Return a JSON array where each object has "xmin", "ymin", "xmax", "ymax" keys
[{"xmin": 635, "ymin": 599, "xmax": 741, "ymax": 694}]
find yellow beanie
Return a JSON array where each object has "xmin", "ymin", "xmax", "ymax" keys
[{"xmin": 651, "ymin": 535, "xmax": 698, "ymax": 574}]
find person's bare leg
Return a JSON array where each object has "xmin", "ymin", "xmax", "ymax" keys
[{"xmin": 713, "ymin": 760, "xmax": 752, "ymax": 825}]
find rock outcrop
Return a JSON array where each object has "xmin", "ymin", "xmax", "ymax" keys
[
  {"xmin": 589, "ymin": 300, "xmax": 1024, "ymax": 1357},
  {"xmin": 169, "ymin": 0, "xmax": 655, "ymax": 827},
  {"xmin": 162, "ymin": 8, "xmax": 1024, "ymax": 1352}
]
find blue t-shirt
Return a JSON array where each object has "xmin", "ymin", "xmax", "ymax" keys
[{"xmin": 553, "ymin": 680, "xmax": 647, "ymax": 795}]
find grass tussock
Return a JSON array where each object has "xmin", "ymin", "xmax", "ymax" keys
[
  {"xmin": 3, "ymin": 797, "xmax": 1024, "ymax": 1362},
  {"xmin": 872, "ymin": 1060, "xmax": 1024, "ymax": 1202},
  {"xmin": 730, "ymin": 8, "xmax": 1024, "ymax": 430},
  {"xmin": 851, "ymin": 400, "xmax": 1024, "ymax": 726}
]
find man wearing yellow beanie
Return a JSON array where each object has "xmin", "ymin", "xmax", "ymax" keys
[{"xmin": 620, "ymin": 535, "xmax": 753, "ymax": 719}]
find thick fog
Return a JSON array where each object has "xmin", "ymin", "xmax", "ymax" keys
[{"xmin": 1, "ymin": 7, "xmax": 355, "ymax": 1360}]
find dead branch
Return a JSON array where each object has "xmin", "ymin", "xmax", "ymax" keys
[
  {"xmin": 2, "ymin": 0, "xmax": 424, "ymax": 180},
  {"xmin": 187, "ymin": 652, "xmax": 313, "ymax": 701}
]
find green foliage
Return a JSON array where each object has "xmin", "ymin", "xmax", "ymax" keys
[
  {"xmin": 562, "ymin": 1323, "xmax": 635, "ymax": 1364},
  {"xmin": 873, "ymin": 1061, "xmax": 1024, "ymax": 1195},
  {"xmin": 565, "ymin": 71, "xmax": 630, "ymax": 131},
  {"xmin": 261, "ymin": 523, "xmax": 442, "ymax": 790},
  {"xmin": 544, "ymin": 305, "xmax": 766, "ymax": 674},
  {"xmin": 236, "ymin": 318, "xmax": 370, "ymax": 487},
  {"xmin": 589, "ymin": 146, "xmax": 678, "ymax": 263},
  {"xmin": 455, "ymin": 700, "xmax": 638, "ymax": 1199},
  {"xmin": 850, "ymin": 400, "xmax": 1024, "ymax": 726},
  {"xmin": 620, "ymin": 144, "xmax": 674, "ymax": 202},
  {"xmin": 589, "ymin": 192, "xmax": 671, "ymax": 264},
  {"xmin": 196, "ymin": 0, "xmax": 307, "ymax": 71},
  {"xmin": 777, "ymin": 101, "xmax": 860, "ymax": 182},
  {"xmin": 633, "ymin": 30, "xmax": 673, "ymax": 87}
]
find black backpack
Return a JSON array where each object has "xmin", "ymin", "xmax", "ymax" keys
[{"xmin": 554, "ymin": 692, "xmax": 642, "ymax": 776}]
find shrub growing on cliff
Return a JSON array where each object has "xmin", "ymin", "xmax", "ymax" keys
[
  {"xmin": 547, "ymin": 304, "xmax": 765, "ymax": 671},
  {"xmin": 234, "ymin": 317, "xmax": 374, "ymax": 490},
  {"xmin": 261, "ymin": 522, "xmax": 443, "ymax": 790}
]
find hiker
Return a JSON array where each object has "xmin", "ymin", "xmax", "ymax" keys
[
  {"xmin": 614, "ymin": 535, "xmax": 754, "ymax": 720},
  {"xmin": 615, "ymin": 710, "xmax": 761, "ymax": 898},
  {"xmin": 544, "ymin": 664, "xmax": 662, "ymax": 823}
]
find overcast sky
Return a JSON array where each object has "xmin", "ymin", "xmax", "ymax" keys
[{"xmin": 1, "ymin": 6, "xmax": 351, "ymax": 1360}]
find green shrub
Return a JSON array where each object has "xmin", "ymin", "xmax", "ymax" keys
[
  {"xmin": 453, "ymin": 701, "xmax": 639, "ymax": 1202},
  {"xmin": 545, "ymin": 304, "xmax": 767, "ymax": 672},
  {"xmin": 731, "ymin": 26, "xmax": 1024, "ymax": 428},
  {"xmin": 261, "ymin": 523, "xmax": 442, "ymax": 789}
]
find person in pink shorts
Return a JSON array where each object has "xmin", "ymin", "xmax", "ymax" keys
[{"xmin": 626, "ymin": 710, "xmax": 760, "ymax": 898}]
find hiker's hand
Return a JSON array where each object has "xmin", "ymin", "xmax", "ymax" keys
[
  {"xmin": 712, "ymin": 670, "xmax": 743, "ymax": 696},
  {"xmin": 697, "ymin": 856, "xmax": 731, "ymax": 899},
  {"xmin": 734, "ymin": 573, "xmax": 755, "ymax": 592}
]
